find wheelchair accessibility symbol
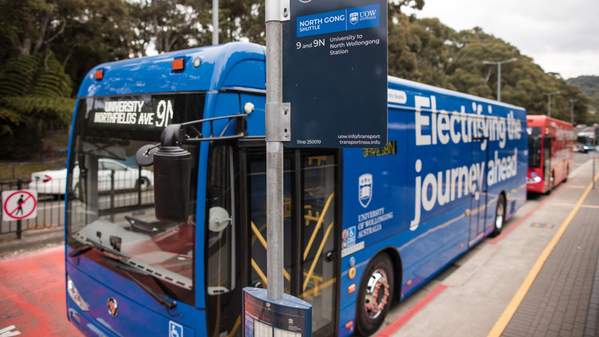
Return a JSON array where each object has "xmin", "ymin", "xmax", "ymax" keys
[{"xmin": 169, "ymin": 321, "xmax": 184, "ymax": 337}]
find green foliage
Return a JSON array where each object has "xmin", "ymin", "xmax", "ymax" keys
[
  {"xmin": 0, "ymin": 56, "xmax": 39, "ymax": 97},
  {"xmin": 385, "ymin": 10, "xmax": 592, "ymax": 124},
  {"xmin": 0, "ymin": 53, "xmax": 74, "ymax": 159},
  {"xmin": 568, "ymin": 76, "xmax": 599, "ymax": 122}
]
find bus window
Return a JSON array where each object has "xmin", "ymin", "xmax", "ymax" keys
[
  {"xmin": 67, "ymin": 95, "xmax": 204, "ymax": 306},
  {"xmin": 246, "ymin": 154, "xmax": 295, "ymax": 292},
  {"xmin": 528, "ymin": 127, "xmax": 542, "ymax": 168},
  {"xmin": 206, "ymin": 145, "xmax": 236, "ymax": 295},
  {"xmin": 301, "ymin": 154, "xmax": 337, "ymax": 336}
]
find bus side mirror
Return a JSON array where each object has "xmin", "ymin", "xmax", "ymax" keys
[{"xmin": 153, "ymin": 146, "xmax": 193, "ymax": 223}]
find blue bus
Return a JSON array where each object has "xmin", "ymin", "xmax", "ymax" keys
[{"xmin": 64, "ymin": 42, "xmax": 528, "ymax": 337}]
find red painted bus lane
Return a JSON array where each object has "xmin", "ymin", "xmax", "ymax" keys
[{"xmin": 0, "ymin": 247, "xmax": 80, "ymax": 337}]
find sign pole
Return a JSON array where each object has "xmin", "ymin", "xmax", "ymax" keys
[
  {"xmin": 265, "ymin": 0, "xmax": 289, "ymax": 301},
  {"xmin": 16, "ymin": 180, "xmax": 22, "ymax": 239},
  {"xmin": 212, "ymin": 0, "xmax": 219, "ymax": 45}
]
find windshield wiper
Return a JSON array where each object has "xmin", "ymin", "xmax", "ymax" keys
[
  {"xmin": 69, "ymin": 238, "xmax": 121, "ymax": 259},
  {"xmin": 102, "ymin": 256, "xmax": 177, "ymax": 310}
]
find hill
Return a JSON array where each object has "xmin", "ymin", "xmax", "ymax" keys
[{"xmin": 568, "ymin": 76, "xmax": 599, "ymax": 115}]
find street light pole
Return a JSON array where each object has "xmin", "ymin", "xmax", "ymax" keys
[
  {"xmin": 544, "ymin": 91, "xmax": 560, "ymax": 117},
  {"xmin": 212, "ymin": 0, "xmax": 219, "ymax": 45},
  {"xmin": 483, "ymin": 58, "xmax": 517, "ymax": 102},
  {"xmin": 570, "ymin": 99, "xmax": 577, "ymax": 125}
]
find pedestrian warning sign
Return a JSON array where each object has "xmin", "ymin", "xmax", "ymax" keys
[{"xmin": 2, "ymin": 189, "xmax": 38, "ymax": 222}]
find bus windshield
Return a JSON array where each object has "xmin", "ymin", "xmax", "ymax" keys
[
  {"xmin": 67, "ymin": 94, "xmax": 205, "ymax": 304},
  {"xmin": 528, "ymin": 127, "xmax": 542, "ymax": 168}
]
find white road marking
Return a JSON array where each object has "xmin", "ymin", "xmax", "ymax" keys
[
  {"xmin": 0, "ymin": 325, "xmax": 21, "ymax": 337},
  {"xmin": 571, "ymin": 158, "xmax": 592, "ymax": 177}
]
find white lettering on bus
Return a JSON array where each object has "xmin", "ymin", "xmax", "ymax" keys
[
  {"xmin": 414, "ymin": 95, "xmax": 522, "ymax": 151},
  {"xmin": 409, "ymin": 149, "xmax": 519, "ymax": 231}
]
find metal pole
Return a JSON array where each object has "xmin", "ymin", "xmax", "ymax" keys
[
  {"xmin": 212, "ymin": 0, "xmax": 219, "ymax": 45},
  {"xmin": 265, "ymin": 0, "xmax": 285, "ymax": 301},
  {"xmin": 593, "ymin": 157, "xmax": 596, "ymax": 190},
  {"xmin": 497, "ymin": 63, "xmax": 502, "ymax": 102},
  {"xmin": 16, "ymin": 179, "xmax": 22, "ymax": 239},
  {"xmin": 570, "ymin": 99, "xmax": 576, "ymax": 125}
]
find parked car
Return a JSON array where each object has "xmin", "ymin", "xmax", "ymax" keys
[{"xmin": 29, "ymin": 158, "xmax": 154, "ymax": 196}]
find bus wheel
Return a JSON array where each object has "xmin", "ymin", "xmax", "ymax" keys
[
  {"xmin": 356, "ymin": 253, "xmax": 394, "ymax": 336},
  {"xmin": 490, "ymin": 194, "xmax": 506, "ymax": 237},
  {"xmin": 564, "ymin": 167, "xmax": 569, "ymax": 182}
]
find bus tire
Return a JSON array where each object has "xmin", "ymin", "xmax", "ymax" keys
[
  {"xmin": 490, "ymin": 194, "xmax": 506, "ymax": 238},
  {"xmin": 356, "ymin": 253, "xmax": 394, "ymax": 336},
  {"xmin": 564, "ymin": 166, "xmax": 569, "ymax": 182}
]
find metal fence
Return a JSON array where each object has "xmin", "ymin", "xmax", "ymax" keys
[
  {"xmin": 1, "ymin": 174, "xmax": 154, "ymax": 239},
  {"xmin": 0, "ymin": 179, "xmax": 65, "ymax": 238}
]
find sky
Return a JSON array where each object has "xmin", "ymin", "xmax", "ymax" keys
[{"xmin": 412, "ymin": 0, "xmax": 599, "ymax": 79}]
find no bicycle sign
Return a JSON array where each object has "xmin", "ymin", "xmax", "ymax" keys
[{"xmin": 2, "ymin": 189, "xmax": 38, "ymax": 222}]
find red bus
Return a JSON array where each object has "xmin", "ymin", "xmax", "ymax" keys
[{"xmin": 527, "ymin": 115, "xmax": 574, "ymax": 194}]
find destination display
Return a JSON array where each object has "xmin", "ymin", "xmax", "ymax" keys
[
  {"xmin": 283, "ymin": 0, "xmax": 388, "ymax": 148},
  {"xmin": 81, "ymin": 93, "xmax": 205, "ymax": 139},
  {"xmin": 89, "ymin": 96, "xmax": 175, "ymax": 129}
]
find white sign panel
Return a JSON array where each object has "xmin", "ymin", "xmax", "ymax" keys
[{"xmin": 2, "ymin": 189, "xmax": 38, "ymax": 222}]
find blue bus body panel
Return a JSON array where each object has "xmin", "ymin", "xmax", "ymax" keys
[
  {"xmin": 337, "ymin": 77, "xmax": 527, "ymax": 336},
  {"xmin": 67, "ymin": 42, "xmax": 527, "ymax": 337},
  {"xmin": 67, "ymin": 259, "xmax": 203, "ymax": 337}
]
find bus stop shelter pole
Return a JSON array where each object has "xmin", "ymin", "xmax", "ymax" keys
[{"xmin": 265, "ymin": 0, "xmax": 288, "ymax": 301}]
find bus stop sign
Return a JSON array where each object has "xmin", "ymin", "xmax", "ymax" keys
[{"xmin": 283, "ymin": 0, "xmax": 388, "ymax": 148}]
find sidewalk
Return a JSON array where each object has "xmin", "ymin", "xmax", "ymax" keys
[
  {"xmin": 381, "ymin": 155, "xmax": 599, "ymax": 337},
  {"xmin": 0, "ymin": 227, "xmax": 64, "ymax": 259},
  {"xmin": 500, "ymin": 177, "xmax": 599, "ymax": 337}
]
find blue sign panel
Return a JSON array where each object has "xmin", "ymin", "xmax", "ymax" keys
[
  {"xmin": 284, "ymin": 0, "xmax": 388, "ymax": 148},
  {"xmin": 296, "ymin": 4, "xmax": 381, "ymax": 38}
]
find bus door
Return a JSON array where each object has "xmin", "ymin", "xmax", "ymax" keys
[
  {"xmin": 241, "ymin": 147, "xmax": 339, "ymax": 337},
  {"xmin": 543, "ymin": 136, "xmax": 553, "ymax": 189},
  {"xmin": 469, "ymin": 132, "xmax": 489, "ymax": 245}
]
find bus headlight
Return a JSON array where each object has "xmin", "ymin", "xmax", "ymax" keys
[
  {"xmin": 527, "ymin": 172, "xmax": 542, "ymax": 184},
  {"xmin": 68, "ymin": 276, "xmax": 90, "ymax": 311}
]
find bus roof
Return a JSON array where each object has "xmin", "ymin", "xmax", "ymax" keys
[
  {"xmin": 77, "ymin": 42, "xmax": 526, "ymax": 113},
  {"xmin": 527, "ymin": 115, "xmax": 573, "ymax": 129},
  {"xmin": 388, "ymin": 76, "xmax": 526, "ymax": 111},
  {"xmin": 77, "ymin": 42, "xmax": 265, "ymax": 98}
]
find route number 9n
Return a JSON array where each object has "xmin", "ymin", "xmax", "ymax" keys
[{"xmin": 155, "ymin": 100, "xmax": 174, "ymax": 127}]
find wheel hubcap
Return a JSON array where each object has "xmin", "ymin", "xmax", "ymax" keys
[
  {"xmin": 364, "ymin": 269, "xmax": 390, "ymax": 320},
  {"xmin": 496, "ymin": 202, "xmax": 504, "ymax": 229}
]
